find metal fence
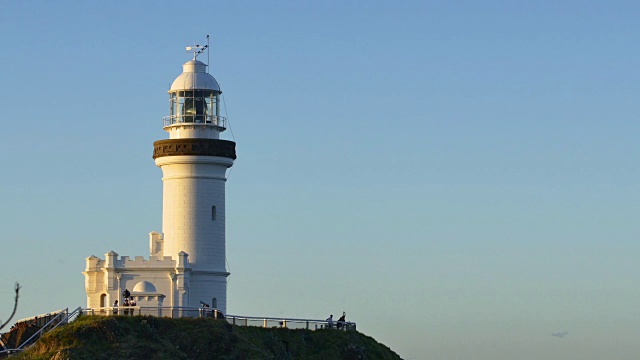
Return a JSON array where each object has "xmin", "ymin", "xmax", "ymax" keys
[
  {"xmin": 226, "ymin": 315, "xmax": 356, "ymax": 331},
  {"xmin": 81, "ymin": 307, "xmax": 356, "ymax": 331},
  {"xmin": 0, "ymin": 307, "xmax": 82, "ymax": 357},
  {"xmin": 81, "ymin": 307, "xmax": 222, "ymax": 319}
]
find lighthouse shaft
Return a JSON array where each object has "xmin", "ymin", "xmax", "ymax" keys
[{"xmin": 156, "ymin": 155, "xmax": 231, "ymax": 271}]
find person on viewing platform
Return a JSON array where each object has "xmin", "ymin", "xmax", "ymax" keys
[
  {"xmin": 123, "ymin": 289, "xmax": 130, "ymax": 300},
  {"xmin": 130, "ymin": 298, "xmax": 136, "ymax": 315},
  {"xmin": 123, "ymin": 299, "xmax": 130, "ymax": 315},
  {"xmin": 337, "ymin": 312, "xmax": 346, "ymax": 330},
  {"xmin": 326, "ymin": 314, "xmax": 334, "ymax": 329},
  {"xmin": 113, "ymin": 300, "xmax": 118, "ymax": 315}
]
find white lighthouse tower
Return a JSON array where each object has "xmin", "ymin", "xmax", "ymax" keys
[
  {"xmin": 83, "ymin": 44, "xmax": 236, "ymax": 314},
  {"xmin": 153, "ymin": 47, "xmax": 236, "ymax": 312}
]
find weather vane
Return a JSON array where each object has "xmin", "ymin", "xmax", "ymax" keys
[
  {"xmin": 185, "ymin": 36, "xmax": 211, "ymax": 72},
  {"xmin": 186, "ymin": 42, "xmax": 207, "ymax": 60}
]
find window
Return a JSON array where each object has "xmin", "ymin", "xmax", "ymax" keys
[
  {"xmin": 212, "ymin": 206, "xmax": 216, "ymax": 221},
  {"xmin": 178, "ymin": 97, "xmax": 186, "ymax": 122},
  {"xmin": 169, "ymin": 94, "xmax": 177, "ymax": 123}
]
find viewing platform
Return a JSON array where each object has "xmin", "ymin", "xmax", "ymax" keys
[{"xmin": 1, "ymin": 306, "xmax": 356, "ymax": 357}]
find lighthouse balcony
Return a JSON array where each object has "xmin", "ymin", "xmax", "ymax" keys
[{"xmin": 163, "ymin": 115, "xmax": 226, "ymax": 129}]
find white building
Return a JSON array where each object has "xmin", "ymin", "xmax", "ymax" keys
[{"xmin": 83, "ymin": 47, "xmax": 236, "ymax": 314}]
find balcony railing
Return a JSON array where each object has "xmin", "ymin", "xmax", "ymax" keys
[
  {"xmin": 225, "ymin": 314, "xmax": 356, "ymax": 331},
  {"xmin": 0, "ymin": 307, "xmax": 82, "ymax": 356},
  {"xmin": 163, "ymin": 115, "xmax": 226, "ymax": 128},
  {"xmin": 80, "ymin": 307, "xmax": 356, "ymax": 331}
]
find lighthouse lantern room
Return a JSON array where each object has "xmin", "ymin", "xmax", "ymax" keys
[{"xmin": 164, "ymin": 48, "xmax": 225, "ymax": 139}]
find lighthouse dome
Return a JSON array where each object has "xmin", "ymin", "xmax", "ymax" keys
[
  {"xmin": 170, "ymin": 59, "xmax": 221, "ymax": 92},
  {"xmin": 132, "ymin": 281, "xmax": 157, "ymax": 293}
]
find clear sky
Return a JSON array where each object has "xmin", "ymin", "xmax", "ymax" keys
[{"xmin": 1, "ymin": 1, "xmax": 639, "ymax": 359}]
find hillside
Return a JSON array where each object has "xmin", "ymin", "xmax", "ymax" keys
[{"xmin": 14, "ymin": 315, "xmax": 402, "ymax": 360}]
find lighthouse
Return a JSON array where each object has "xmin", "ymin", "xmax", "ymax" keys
[
  {"xmin": 153, "ymin": 47, "xmax": 236, "ymax": 311},
  {"xmin": 83, "ymin": 44, "xmax": 236, "ymax": 314}
]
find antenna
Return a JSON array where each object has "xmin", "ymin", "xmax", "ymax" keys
[{"xmin": 207, "ymin": 35, "xmax": 210, "ymax": 73}]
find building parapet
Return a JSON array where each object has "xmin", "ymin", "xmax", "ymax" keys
[{"xmin": 86, "ymin": 253, "xmax": 188, "ymax": 270}]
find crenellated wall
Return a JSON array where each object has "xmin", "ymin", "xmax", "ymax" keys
[{"xmin": 82, "ymin": 247, "xmax": 192, "ymax": 310}]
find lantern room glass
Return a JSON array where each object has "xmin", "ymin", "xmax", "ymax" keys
[{"xmin": 169, "ymin": 90, "xmax": 219, "ymax": 125}]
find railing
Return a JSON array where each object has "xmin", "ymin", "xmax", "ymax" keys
[
  {"xmin": 17, "ymin": 307, "xmax": 82, "ymax": 350},
  {"xmin": 0, "ymin": 307, "xmax": 82, "ymax": 356},
  {"xmin": 12, "ymin": 309, "xmax": 68, "ymax": 328},
  {"xmin": 163, "ymin": 115, "xmax": 226, "ymax": 128},
  {"xmin": 225, "ymin": 315, "xmax": 356, "ymax": 331},
  {"xmin": 81, "ymin": 307, "xmax": 356, "ymax": 331},
  {"xmin": 81, "ymin": 306, "xmax": 223, "ymax": 319}
]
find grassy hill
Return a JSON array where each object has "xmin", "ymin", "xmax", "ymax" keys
[{"xmin": 14, "ymin": 315, "xmax": 402, "ymax": 359}]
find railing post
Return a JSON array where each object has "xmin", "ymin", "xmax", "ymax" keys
[{"xmin": 263, "ymin": 319, "xmax": 267, "ymax": 328}]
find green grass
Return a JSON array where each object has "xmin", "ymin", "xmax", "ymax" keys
[{"xmin": 15, "ymin": 316, "xmax": 402, "ymax": 360}]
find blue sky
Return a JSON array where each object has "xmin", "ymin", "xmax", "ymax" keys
[{"xmin": 1, "ymin": 1, "xmax": 639, "ymax": 359}]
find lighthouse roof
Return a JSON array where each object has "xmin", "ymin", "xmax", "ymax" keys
[{"xmin": 170, "ymin": 59, "xmax": 221, "ymax": 92}]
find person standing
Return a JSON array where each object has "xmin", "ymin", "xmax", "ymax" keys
[
  {"xmin": 326, "ymin": 314, "xmax": 334, "ymax": 329},
  {"xmin": 129, "ymin": 297, "xmax": 136, "ymax": 315},
  {"xmin": 337, "ymin": 312, "xmax": 346, "ymax": 330},
  {"xmin": 124, "ymin": 298, "xmax": 131, "ymax": 315}
]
